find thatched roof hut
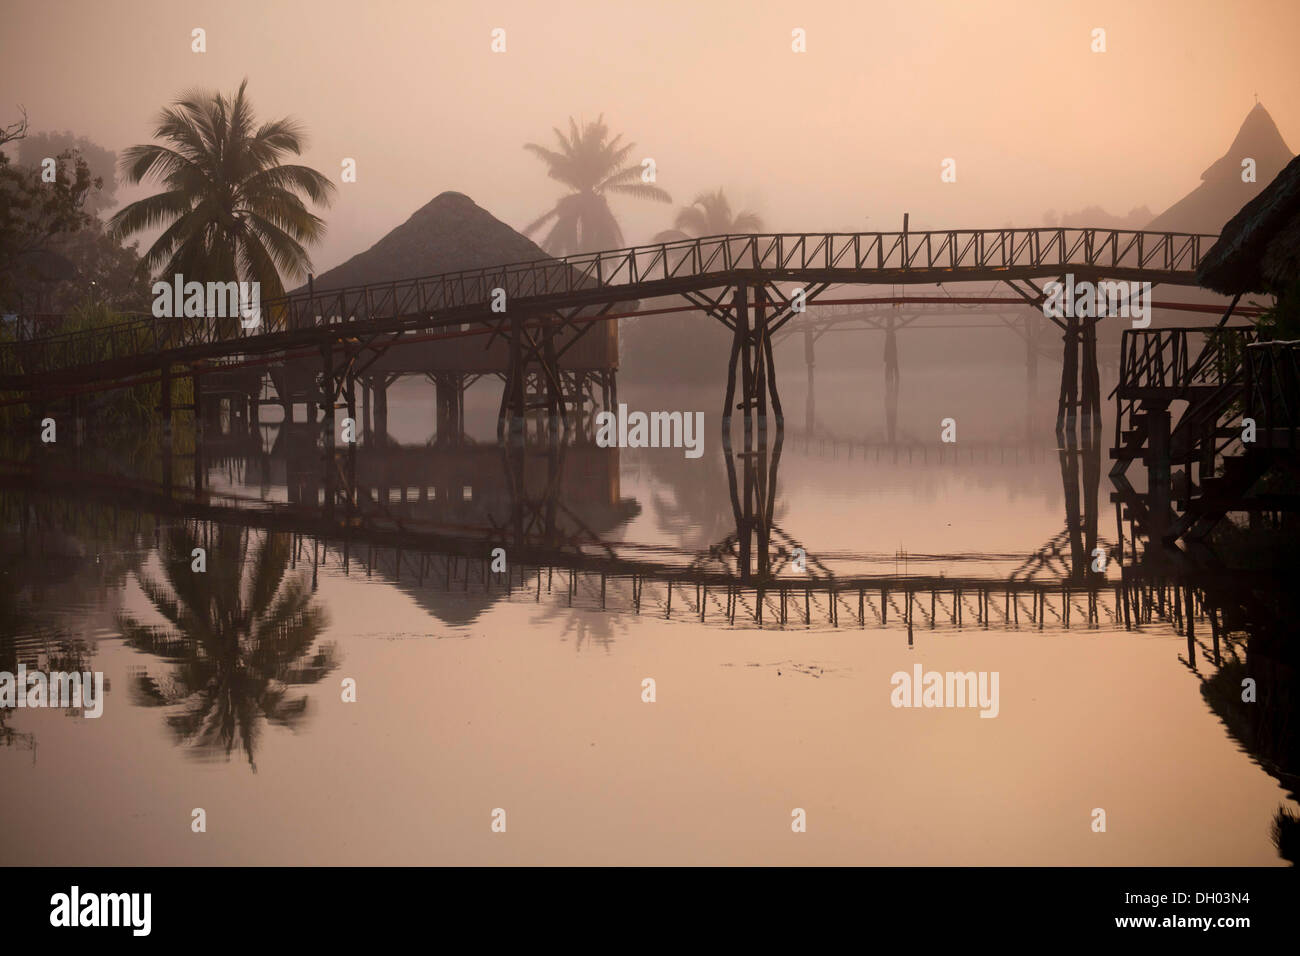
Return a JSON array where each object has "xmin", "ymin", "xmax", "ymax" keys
[
  {"xmin": 299, "ymin": 191, "xmax": 554, "ymax": 291},
  {"xmin": 295, "ymin": 191, "xmax": 624, "ymax": 374},
  {"xmin": 1197, "ymin": 153, "xmax": 1300, "ymax": 295}
]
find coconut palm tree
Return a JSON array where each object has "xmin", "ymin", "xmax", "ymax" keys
[
  {"xmin": 523, "ymin": 115, "xmax": 670, "ymax": 255},
  {"xmin": 116, "ymin": 523, "xmax": 335, "ymax": 772},
  {"xmin": 107, "ymin": 79, "xmax": 334, "ymax": 301},
  {"xmin": 653, "ymin": 188, "xmax": 763, "ymax": 242}
]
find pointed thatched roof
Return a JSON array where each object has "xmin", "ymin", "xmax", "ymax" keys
[
  {"xmin": 1197, "ymin": 153, "xmax": 1300, "ymax": 294},
  {"xmin": 291, "ymin": 191, "xmax": 627, "ymax": 374},
  {"xmin": 1148, "ymin": 103, "xmax": 1294, "ymax": 234},
  {"xmin": 300, "ymin": 191, "xmax": 553, "ymax": 292}
]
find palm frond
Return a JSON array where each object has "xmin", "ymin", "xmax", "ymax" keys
[{"xmin": 111, "ymin": 81, "xmax": 330, "ymax": 288}]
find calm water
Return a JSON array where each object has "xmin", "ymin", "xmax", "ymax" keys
[{"xmin": 1, "ymin": 370, "xmax": 1294, "ymax": 865}]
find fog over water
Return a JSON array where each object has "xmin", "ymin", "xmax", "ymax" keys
[{"xmin": 2, "ymin": 0, "xmax": 1297, "ymax": 869}]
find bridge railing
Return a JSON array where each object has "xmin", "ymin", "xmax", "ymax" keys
[
  {"xmin": 1117, "ymin": 326, "xmax": 1261, "ymax": 396},
  {"xmin": 0, "ymin": 314, "xmax": 256, "ymax": 380},
  {"xmin": 1, "ymin": 228, "xmax": 1216, "ymax": 381},
  {"xmin": 1113, "ymin": 327, "xmax": 1260, "ymax": 462}
]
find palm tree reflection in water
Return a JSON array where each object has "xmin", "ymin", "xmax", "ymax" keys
[{"xmin": 117, "ymin": 524, "xmax": 336, "ymax": 771}]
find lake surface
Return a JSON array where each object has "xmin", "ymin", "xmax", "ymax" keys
[{"xmin": 2, "ymin": 371, "xmax": 1294, "ymax": 865}]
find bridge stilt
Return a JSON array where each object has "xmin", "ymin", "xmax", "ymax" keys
[
  {"xmin": 723, "ymin": 425, "xmax": 782, "ymax": 583},
  {"xmin": 1057, "ymin": 314, "xmax": 1101, "ymax": 443},
  {"xmin": 803, "ymin": 328, "xmax": 816, "ymax": 433},
  {"xmin": 721, "ymin": 288, "xmax": 743, "ymax": 433},
  {"xmin": 320, "ymin": 343, "xmax": 335, "ymax": 515},
  {"xmin": 497, "ymin": 312, "xmax": 578, "ymax": 443},
  {"xmin": 1025, "ymin": 312, "xmax": 1038, "ymax": 441},
  {"xmin": 1058, "ymin": 427, "xmax": 1103, "ymax": 582},
  {"xmin": 1057, "ymin": 316, "xmax": 1079, "ymax": 437},
  {"xmin": 432, "ymin": 372, "xmax": 465, "ymax": 444},
  {"xmin": 1081, "ymin": 314, "xmax": 1100, "ymax": 447},
  {"xmin": 375, "ymin": 374, "xmax": 391, "ymax": 442},
  {"xmin": 885, "ymin": 316, "xmax": 899, "ymax": 443},
  {"xmin": 345, "ymin": 370, "xmax": 357, "ymax": 508},
  {"xmin": 361, "ymin": 380, "xmax": 371, "ymax": 443},
  {"xmin": 723, "ymin": 283, "xmax": 783, "ymax": 441}
]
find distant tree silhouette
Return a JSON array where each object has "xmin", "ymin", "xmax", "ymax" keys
[
  {"xmin": 17, "ymin": 131, "xmax": 118, "ymax": 215},
  {"xmin": 523, "ymin": 115, "xmax": 670, "ymax": 254},
  {"xmin": 654, "ymin": 188, "xmax": 762, "ymax": 241},
  {"xmin": 1041, "ymin": 205, "xmax": 1152, "ymax": 229}
]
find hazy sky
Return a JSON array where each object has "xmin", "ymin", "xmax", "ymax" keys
[{"xmin": 3, "ymin": 0, "xmax": 1298, "ymax": 276}]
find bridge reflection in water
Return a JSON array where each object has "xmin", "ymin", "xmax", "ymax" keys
[{"xmin": 0, "ymin": 421, "xmax": 1263, "ymax": 654}]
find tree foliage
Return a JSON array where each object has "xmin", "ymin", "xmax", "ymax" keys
[
  {"xmin": 0, "ymin": 110, "xmax": 102, "ymax": 309},
  {"xmin": 17, "ymin": 129, "xmax": 118, "ymax": 214},
  {"xmin": 108, "ymin": 79, "xmax": 335, "ymax": 299},
  {"xmin": 653, "ymin": 188, "xmax": 762, "ymax": 242},
  {"xmin": 523, "ymin": 115, "xmax": 670, "ymax": 255}
]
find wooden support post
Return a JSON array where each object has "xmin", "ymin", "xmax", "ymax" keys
[
  {"xmin": 1057, "ymin": 315, "xmax": 1079, "ymax": 437},
  {"xmin": 739, "ymin": 284, "xmax": 754, "ymax": 449},
  {"xmin": 1081, "ymin": 317, "xmax": 1100, "ymax": 446},
  {"xmin": 753, "ymin": 284, "xmax": 769, "ymax": 444},
  {"xmin": 321, "ymin": 343, "xmax": 336, "ymax": 513},
  {"xmin": 885, "ymin": 316, "xmax": 899, "ymax": 444},
  {"xmin": 1025, "ymin": 312, "xmax": 1038, "ymax": 439},
  {"xmin": 345, "ymin": 371, "xmax": 357, "ymax": 507},
  {"xmin": 362, "ymin": 380, "xmax": 371, "ymax": 442},
  {"xmin": 543, "ymin": 326, "xmax": 563, "ymax": 438},
  {"xmin": 374, "ymin": 376, "xmax": 390, "ymax": 441},
  {"xmin": 722, "ymin": 285, "xmax": 745, "ymax": 434},
  {"xmin": 804, "ymin": 328, "xmax": 816, "ymax": 433},
  {"xmin": 508, "ymin": 312, "xmax": 525, "ymax": 440}
]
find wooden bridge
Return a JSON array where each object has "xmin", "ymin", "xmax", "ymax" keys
[{"xmin": 1, "ymin": 227, "xmax": 1220, "ymax": 446}]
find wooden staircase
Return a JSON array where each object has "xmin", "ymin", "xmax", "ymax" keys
[{"xmin": 1110, "ymin": 327, "xmax": 1298, "ymax": 553}]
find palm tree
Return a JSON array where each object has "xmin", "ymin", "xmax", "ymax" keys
[
  {"xmin": 523, "ymin": 115, "xmax": 670, "ymax": 255},
  {"xmin": 107, "ymin": 79, "xmax": 334, "ymax": 301},
  {"xmin": 653, "ymin": 188, "xmax": 763, "ymax": 242},
  {"xmin": 116, "ymin": 523, "xmax": 335, "ymax": 772}
]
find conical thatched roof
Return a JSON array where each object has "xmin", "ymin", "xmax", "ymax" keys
[
  {"xmin": 1148, "ymin": 103, "xmax": 1294, "ymax": 234},
  {"xmin": 290, "ymin": 191, "xmax": 626, "ymax": 374},
  {"xmin": 1198, "ymin": 153, "xmax": 1300, "ymax": 295},
  {"xmin": 299, "ymin": 191, "xmax": 552, "ymax": 292}
]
